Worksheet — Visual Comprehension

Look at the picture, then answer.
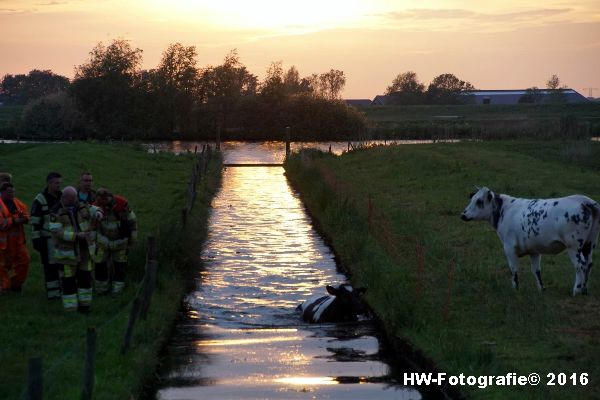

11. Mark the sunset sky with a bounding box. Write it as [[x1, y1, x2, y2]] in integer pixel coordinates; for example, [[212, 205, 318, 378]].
[[1, 0, 599, 98]]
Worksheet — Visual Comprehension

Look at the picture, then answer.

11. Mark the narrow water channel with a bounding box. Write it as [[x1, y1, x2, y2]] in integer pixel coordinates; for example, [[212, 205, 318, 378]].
[[151, 165, 424, 400]]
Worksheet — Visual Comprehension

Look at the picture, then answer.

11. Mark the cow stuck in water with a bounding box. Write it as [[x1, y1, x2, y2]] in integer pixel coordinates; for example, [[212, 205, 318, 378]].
[[461, 186, 600, 296], [298, 284, 367, 323]]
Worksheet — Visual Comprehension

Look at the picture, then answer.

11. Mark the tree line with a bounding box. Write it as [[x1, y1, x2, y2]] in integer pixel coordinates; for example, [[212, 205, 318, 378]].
[[0, 39, 366, 140], [384, 71, 571, 105]]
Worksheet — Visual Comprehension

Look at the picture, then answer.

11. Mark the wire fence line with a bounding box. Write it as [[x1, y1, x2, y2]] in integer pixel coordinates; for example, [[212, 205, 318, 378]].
[[300, 150, 457, 325], [22, 145, 216, 400]]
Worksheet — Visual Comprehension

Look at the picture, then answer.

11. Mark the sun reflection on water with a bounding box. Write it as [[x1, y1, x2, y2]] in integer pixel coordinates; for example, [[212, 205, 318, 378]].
[[275, 376, 339, 386], [155, 165, 413, 399]]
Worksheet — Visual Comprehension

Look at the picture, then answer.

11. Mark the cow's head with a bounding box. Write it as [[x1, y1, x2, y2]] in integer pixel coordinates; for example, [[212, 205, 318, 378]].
[[461, 186, 495, 222], [327, 284, 367, 315]]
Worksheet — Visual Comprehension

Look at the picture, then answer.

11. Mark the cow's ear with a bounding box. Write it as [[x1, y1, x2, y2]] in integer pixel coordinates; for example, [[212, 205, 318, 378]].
[[487, 191, 493, 202], [326, 285, 338, 295], [356, 287, 367, 295]]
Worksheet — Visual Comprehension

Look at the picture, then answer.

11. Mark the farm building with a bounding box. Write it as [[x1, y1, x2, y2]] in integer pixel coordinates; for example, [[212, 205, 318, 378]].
[[366, 89, 589, 106], [467, 89, 589, 105], [371, 95, 389, 106]]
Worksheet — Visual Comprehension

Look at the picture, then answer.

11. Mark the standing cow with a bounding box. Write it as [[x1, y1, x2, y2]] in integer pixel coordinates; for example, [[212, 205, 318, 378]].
[[461, 186, 600, 295]]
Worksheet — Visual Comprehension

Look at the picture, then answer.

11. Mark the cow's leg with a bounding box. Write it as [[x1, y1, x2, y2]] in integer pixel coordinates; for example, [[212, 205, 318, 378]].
[[566, 248, 586, 296], [503, 247, 520, 289], [580, 238, 595, 295], [530, 253, 544, 291], [583, 262, 592, 295]]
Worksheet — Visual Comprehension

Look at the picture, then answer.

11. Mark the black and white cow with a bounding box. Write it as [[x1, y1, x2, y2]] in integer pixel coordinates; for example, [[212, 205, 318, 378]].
[[298, 284, 367, 323], [461, 186, 600, 295]]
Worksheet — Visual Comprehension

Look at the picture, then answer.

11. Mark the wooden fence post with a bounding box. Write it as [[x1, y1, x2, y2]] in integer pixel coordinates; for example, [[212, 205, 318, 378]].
[[285, 126, 291, 158], [81, 327, 97, 400], [415, 243, 424, 301], [216, 125, 221, 150], [27, 357, 43, 400], [121, 297, 142, 354], [146, 236, 157, 262], [139, 260, 158, 321], [367, 194, 373, 227], [139, 236, 158, 320]]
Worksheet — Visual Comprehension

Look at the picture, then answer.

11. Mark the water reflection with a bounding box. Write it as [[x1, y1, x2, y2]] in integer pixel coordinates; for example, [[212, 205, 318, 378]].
[[153, 166, 424, 399]]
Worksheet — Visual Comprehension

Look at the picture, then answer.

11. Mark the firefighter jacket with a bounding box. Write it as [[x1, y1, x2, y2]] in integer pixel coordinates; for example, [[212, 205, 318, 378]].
[[0, 197, 29, 250], [30, 189, 61, 241], [48, 202, 99, 266], [96, 206, 138, 252], [78, 189, 97, 205]]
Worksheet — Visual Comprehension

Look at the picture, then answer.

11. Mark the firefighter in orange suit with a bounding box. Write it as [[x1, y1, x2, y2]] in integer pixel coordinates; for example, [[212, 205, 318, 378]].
[[0, 182, 31, 294]]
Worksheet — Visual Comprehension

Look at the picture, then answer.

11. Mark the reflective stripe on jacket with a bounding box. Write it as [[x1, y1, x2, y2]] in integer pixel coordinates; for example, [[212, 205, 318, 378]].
[[97, 208, 137, 251], [49, 203, 99, 265], [31, 191, 60, 239]]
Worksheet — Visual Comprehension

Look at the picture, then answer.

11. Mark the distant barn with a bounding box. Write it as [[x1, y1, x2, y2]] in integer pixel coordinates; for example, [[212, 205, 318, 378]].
[[467, 89, 589, 105], [367, 89, 589, 106], [371, 95, 389, 106]]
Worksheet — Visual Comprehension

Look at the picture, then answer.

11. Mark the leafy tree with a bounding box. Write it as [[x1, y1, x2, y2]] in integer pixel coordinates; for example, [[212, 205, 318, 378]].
[[546, 74, 561, 90], [21, 92, 84, 138], [385, 71, 425, 105], [1, 70, 69, 105], [198, 50, 258, 132], [426, 73, 475, 104], [318, 69, 346, 100], [546, 74, 567, 103], [155, 43, 200, 134], [260, 61, 285, 102], [71, 39, 144, 136], [283, 66, 311, 96], [302, 73, 320, 97]]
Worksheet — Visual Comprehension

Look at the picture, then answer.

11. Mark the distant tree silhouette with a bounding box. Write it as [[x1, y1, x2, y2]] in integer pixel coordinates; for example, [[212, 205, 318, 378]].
[[546, 74, 567, 103], [385, 71, 425, 105], [318, 69, 346, 100], [1, 70, 69, 105], [71, 39, 144, 136], [155, 43, 200, 135], [426, 73, 475, 104]]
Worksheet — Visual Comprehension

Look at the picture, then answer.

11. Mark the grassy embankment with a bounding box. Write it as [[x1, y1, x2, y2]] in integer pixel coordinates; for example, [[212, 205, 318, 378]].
[[0, 143, 221, 399], [361, 103, 600, 140], [285, 141, 600, 399]]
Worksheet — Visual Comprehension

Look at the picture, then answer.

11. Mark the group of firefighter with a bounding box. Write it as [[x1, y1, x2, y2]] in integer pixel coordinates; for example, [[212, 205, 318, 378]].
[[0, 171, 137, 313]]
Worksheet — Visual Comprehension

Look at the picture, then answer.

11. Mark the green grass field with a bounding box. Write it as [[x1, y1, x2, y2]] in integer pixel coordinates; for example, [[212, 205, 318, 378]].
[[285, 140, 600, 399], [0, 143, 221, 399], [361, 103, 600, 139], [363, 103, 600, 122]]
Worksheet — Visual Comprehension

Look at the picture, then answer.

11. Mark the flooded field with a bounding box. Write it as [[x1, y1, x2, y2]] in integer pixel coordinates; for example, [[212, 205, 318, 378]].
[[150, 165, 427, 400]]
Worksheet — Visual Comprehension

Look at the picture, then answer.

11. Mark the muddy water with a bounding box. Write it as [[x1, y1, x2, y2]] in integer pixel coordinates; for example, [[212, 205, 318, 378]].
[[152, 165, 425, 400]]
